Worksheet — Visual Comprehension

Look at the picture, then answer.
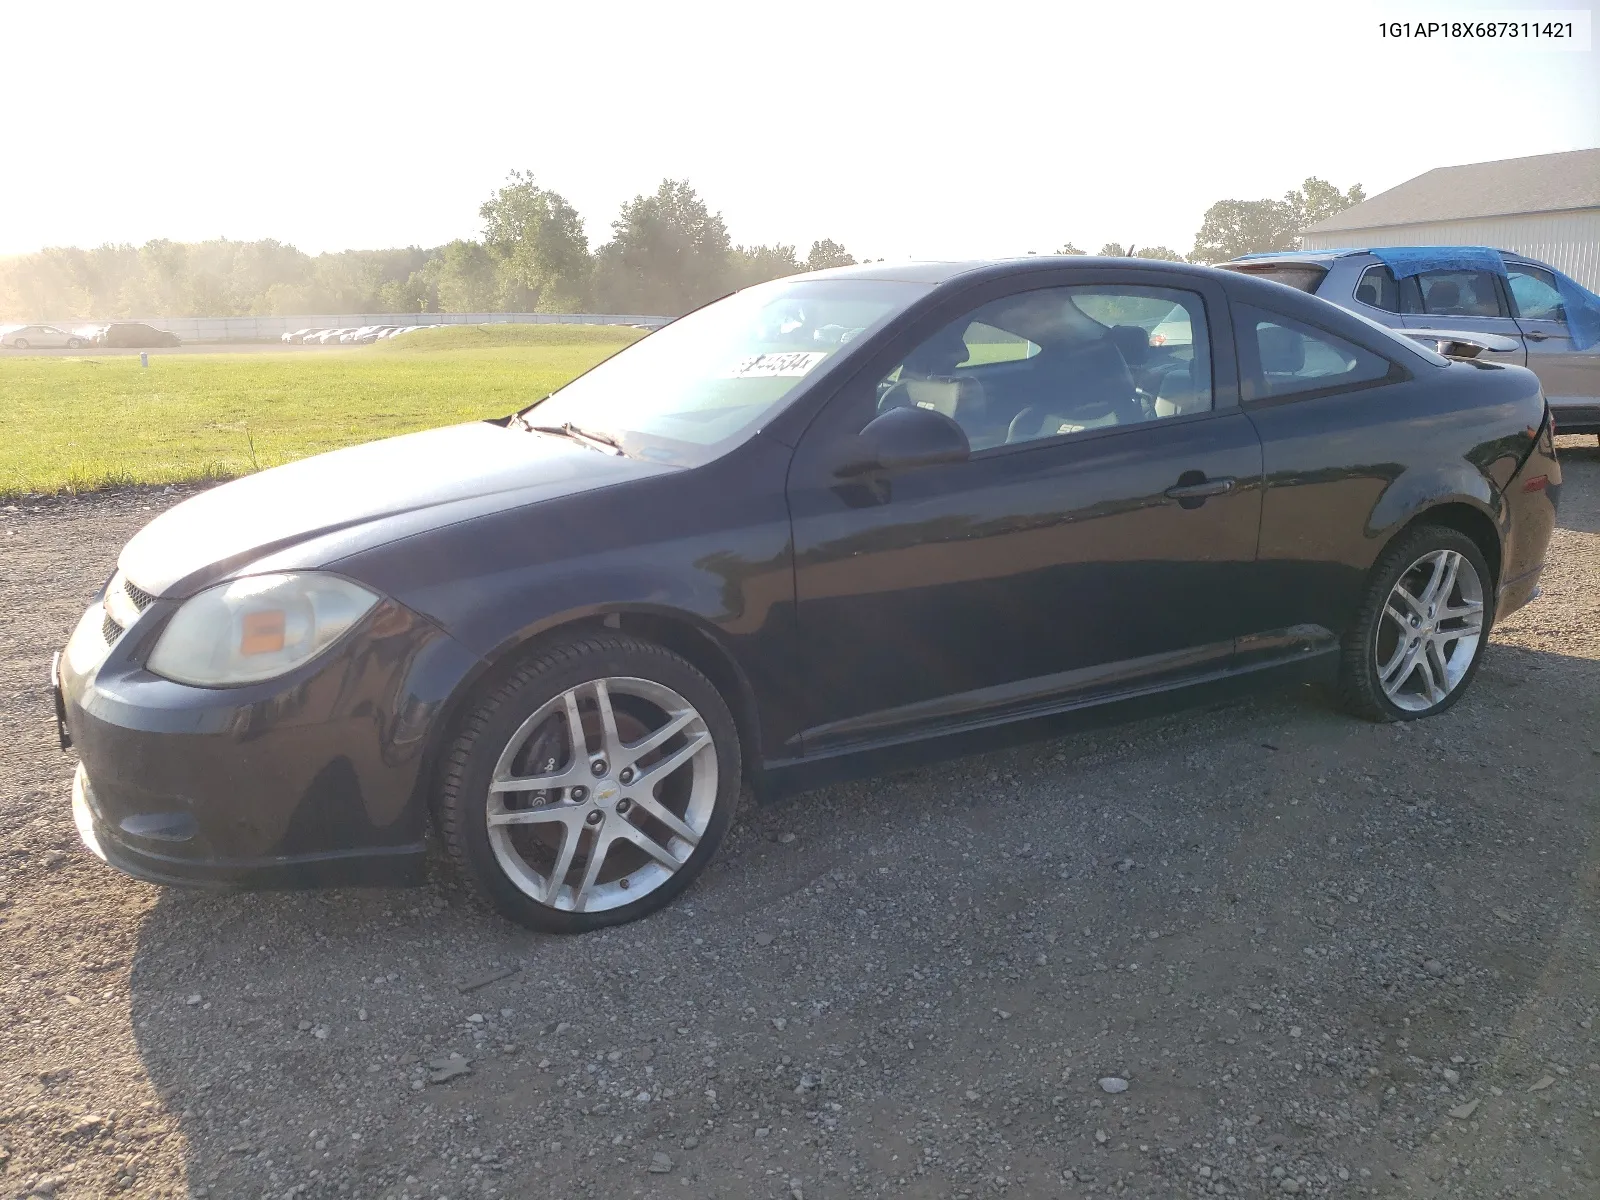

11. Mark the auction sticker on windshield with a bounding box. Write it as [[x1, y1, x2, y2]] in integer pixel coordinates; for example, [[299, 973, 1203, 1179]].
[[720, 351, 829, 378]]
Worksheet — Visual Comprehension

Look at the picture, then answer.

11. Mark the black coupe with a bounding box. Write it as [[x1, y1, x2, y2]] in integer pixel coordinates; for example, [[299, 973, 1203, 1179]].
[[56, 258, 1561, 932]]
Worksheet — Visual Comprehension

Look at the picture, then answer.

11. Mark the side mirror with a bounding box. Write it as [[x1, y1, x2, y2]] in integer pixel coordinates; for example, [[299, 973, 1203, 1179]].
[[839, 405, 970, 476]]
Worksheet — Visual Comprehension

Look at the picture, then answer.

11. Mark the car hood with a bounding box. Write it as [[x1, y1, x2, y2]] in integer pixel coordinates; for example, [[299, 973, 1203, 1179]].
[[119, 421, 673, 596]]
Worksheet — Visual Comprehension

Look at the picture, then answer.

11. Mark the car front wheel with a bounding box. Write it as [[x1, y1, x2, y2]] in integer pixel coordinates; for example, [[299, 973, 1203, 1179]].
[[1339, 526, 1492, 722], [66, 338, 83, 348], [435, 633, 741, 932], [12, 339, 27, 349]]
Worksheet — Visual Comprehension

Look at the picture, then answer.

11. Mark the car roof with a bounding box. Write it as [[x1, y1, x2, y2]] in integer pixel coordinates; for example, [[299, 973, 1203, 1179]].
[[1228, 245, 1548, 269], [805, 255, 1227, 286], [1228, 248, 1368, 264]]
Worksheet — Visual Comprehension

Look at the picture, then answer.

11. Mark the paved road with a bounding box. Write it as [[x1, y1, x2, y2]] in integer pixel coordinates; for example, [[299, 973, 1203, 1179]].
[[1, 444, 1597, 1199]]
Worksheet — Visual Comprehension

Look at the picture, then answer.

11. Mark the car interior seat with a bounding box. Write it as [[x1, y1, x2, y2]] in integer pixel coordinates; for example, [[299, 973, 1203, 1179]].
[[878, 325, 993, 439], [1426, 280, 1461, 313], [1257, 323, 1306, 388], [1108, 325, 1149, 370], [1463, 282, 1499, 316], [1152, 367, 1209, 418], [1004, 338, 1140, 442]]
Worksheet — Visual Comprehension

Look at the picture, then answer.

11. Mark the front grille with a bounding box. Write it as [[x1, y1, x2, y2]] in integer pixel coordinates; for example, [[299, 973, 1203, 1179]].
[[124, 578, 156, 611], [101, 572, 156, 645]]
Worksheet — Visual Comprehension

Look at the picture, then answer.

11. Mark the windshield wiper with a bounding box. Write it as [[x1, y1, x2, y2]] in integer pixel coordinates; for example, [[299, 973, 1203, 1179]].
[[520, 418, 625, 456]]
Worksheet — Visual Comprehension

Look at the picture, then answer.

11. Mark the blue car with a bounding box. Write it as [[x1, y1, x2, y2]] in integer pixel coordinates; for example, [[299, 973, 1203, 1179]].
[[1221, 247, 1600, 435]]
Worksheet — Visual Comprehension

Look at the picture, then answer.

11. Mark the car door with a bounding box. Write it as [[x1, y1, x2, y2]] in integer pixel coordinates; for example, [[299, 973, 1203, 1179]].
[[1505, 259, 1600, 410], [1400, 267, 1526, 366], [784, 271, 1264, 755], [1232, 298, 1435, 649]]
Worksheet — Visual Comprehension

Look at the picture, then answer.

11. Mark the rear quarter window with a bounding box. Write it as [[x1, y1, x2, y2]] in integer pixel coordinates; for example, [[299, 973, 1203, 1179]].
[[1354, 265, 1402, 313], [1236, 303, 1396, 402]]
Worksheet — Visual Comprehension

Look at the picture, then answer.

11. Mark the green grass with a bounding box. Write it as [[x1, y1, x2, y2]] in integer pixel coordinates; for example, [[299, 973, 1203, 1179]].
[[0, 325, 646, 498]]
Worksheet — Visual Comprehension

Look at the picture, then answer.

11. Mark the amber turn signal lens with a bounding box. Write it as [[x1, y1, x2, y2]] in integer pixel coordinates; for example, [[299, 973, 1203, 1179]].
[[240, 609, 287, 656]]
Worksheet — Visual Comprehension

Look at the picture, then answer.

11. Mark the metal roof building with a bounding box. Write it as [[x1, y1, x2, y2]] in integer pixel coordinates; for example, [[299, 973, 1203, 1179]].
[[1300, 148, 1600, 290]]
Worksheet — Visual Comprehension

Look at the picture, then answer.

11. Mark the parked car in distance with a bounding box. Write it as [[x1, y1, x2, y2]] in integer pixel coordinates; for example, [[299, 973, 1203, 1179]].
[[57, 258, 1560, 933], [1220, 247, 1600, 434], [95, 322, 181, 348], [3, 324, 88, 349], [283, 328, 316, 344]]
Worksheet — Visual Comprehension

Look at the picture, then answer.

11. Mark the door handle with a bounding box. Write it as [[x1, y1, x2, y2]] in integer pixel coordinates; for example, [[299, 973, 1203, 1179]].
[[1165, 476, 1235, 502], [1524, 330, 1550, 342]]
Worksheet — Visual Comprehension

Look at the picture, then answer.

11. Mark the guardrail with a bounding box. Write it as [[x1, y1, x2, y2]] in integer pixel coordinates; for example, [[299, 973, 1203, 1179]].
[[35, 312, 671, 343]]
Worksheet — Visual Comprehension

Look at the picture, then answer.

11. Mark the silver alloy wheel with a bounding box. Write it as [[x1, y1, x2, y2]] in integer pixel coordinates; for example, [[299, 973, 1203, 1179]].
[[1374, 548, 1485, 712], [485, 676, 717, 913]]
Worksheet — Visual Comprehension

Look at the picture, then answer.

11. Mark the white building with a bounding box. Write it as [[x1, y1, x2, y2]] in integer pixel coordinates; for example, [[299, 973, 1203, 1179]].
[[1301, 148, 1600, 290]]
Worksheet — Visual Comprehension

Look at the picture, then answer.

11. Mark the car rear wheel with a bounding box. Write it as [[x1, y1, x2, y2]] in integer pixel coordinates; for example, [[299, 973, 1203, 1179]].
[[435, 633, 740, 932], [1338, 526, 1492, 722]]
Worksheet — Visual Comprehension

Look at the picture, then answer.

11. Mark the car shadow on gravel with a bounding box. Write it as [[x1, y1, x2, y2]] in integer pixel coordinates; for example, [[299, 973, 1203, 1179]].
[[120, 640, 1600, 1198]]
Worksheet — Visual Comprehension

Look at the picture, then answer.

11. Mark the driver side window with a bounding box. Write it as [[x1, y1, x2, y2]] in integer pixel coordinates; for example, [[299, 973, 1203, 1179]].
[[872, 285, 1213, 451]]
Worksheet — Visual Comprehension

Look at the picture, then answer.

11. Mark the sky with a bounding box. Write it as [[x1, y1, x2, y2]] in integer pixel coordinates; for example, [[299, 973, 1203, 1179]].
[[1, 0, 1596, 262]]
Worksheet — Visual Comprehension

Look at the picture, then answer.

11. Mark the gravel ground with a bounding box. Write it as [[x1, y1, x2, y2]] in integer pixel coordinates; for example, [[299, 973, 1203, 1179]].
[[2, 442, 1597, 1200]]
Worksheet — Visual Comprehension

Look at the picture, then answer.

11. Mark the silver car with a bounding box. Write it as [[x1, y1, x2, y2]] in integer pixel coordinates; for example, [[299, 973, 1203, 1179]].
[[1221, 247, 1600, 435], [2, 324, 88, 350]]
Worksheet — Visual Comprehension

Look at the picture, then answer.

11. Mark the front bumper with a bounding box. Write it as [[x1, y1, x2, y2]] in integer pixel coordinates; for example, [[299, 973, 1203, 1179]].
[[71, 763, 427, 887], [58, 593, 483, 889]]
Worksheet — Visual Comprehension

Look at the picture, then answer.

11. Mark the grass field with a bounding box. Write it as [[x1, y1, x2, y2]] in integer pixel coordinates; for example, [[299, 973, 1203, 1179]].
[[0, 325, 645, 498]]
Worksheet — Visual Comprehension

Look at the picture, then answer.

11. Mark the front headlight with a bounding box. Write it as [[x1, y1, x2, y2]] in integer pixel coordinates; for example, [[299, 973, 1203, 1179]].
[[147, 572, 379, 687]]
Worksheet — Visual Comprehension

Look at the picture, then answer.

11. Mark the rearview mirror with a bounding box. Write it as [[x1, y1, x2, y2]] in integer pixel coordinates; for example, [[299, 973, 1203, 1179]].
[[839, 405, 971, 476]]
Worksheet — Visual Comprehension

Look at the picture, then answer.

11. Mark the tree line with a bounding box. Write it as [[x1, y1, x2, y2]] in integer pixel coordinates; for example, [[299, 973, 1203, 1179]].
[[0, 174, 1362, 321], [1059, 178, 1366, 263]]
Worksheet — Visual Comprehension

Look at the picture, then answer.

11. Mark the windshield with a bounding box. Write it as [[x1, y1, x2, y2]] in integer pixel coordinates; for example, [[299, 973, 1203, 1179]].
[[522, 277, 930, 465], [1223, 263, 1329, 294]]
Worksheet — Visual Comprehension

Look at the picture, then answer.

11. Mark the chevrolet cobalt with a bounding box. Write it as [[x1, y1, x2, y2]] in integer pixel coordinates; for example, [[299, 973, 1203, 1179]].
[[56, 258, 1560, 932]]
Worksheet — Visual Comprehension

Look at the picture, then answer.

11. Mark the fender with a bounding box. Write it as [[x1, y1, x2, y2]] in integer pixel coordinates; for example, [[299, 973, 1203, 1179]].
[[1364, 464, 1505, 565], [331, 442, 804, 767]]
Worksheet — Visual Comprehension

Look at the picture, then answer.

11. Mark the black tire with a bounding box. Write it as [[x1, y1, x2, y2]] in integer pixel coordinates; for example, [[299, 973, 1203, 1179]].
[[1338, 525, 1494, 723], [12, 339, 27, 349], [66, 338, 82, 349], [435, 632, 741, 933]]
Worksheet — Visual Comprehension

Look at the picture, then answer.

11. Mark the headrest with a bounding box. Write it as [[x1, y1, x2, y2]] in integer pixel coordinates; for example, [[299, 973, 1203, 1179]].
[[1108, 325, 1150, 367], [1428, 280, 1460, 309], [902, 325, 971, 377]]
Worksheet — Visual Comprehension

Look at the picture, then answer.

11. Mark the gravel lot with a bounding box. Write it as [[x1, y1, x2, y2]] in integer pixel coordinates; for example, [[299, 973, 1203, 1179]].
[[2, 442, 1597, 1200]]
